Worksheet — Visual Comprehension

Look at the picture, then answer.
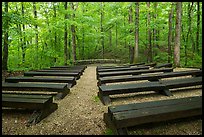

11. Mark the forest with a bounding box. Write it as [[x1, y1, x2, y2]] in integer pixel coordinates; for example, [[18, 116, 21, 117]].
[[2, 2, 202, 72]]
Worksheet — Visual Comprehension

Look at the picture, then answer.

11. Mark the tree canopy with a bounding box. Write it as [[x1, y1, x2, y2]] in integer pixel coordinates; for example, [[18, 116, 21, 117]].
[[2, 2, 202, 71]]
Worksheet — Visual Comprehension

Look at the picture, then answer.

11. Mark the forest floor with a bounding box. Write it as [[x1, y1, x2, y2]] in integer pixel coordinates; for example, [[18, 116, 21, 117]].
[[2, 65, 202, 135]]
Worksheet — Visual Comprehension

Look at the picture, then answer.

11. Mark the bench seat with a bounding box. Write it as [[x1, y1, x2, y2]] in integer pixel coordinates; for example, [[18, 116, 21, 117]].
[[97, 68, 173, 80], [98, 76, 202, 105], [2, 94, 58, 125], [2, 82, 71, 99], [97, 66, 149, 73], [36, 69, 83, 75], [5, 76, 76, 87], [24, 71, 80, 80], [104, 96, 202, 135], [97, 70, 202, 86]]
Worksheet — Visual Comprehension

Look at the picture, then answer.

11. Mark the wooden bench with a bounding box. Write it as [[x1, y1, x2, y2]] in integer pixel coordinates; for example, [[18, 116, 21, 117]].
[[2, 93, 58, 126], [50, 65, 87, 70], [97, 68, 173, 80], [154, 63, 173, 68], [24, 71, 80, 80], [97, 65, 128, 71], [2, 82, 71, 99], [97, 70, 202, 86], [5, 76, 76, 87], [97, 66, 149, 73], [98, 76, 202, 105], [103, 96, 202, 135], [36, 69, 83, 75]]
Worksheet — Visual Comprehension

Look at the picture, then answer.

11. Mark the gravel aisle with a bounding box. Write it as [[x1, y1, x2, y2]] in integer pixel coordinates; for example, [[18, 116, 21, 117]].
[[2, 66, 202, 135], [2, 65, 107, 135]]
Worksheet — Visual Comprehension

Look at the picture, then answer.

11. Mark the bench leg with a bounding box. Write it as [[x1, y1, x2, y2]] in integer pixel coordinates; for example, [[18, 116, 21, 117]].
[[27, 103, 58, 126], [156, 88, 173, 96], [55, 88, 70, 100], [104, 113, 128, 135], [98, 92, 111, 105], [117, 128, 128, 135], [55, 91, 68, 100]]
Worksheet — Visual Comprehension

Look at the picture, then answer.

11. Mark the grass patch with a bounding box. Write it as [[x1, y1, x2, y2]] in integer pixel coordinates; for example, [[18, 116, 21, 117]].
[[93, 96, 100, 103], [104, 128, 114, 135]]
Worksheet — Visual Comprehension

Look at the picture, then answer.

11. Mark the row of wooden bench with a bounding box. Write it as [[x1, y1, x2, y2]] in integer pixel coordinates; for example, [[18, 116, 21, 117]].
[[96, 63, 202, 134], [2, 65, 87, 126]]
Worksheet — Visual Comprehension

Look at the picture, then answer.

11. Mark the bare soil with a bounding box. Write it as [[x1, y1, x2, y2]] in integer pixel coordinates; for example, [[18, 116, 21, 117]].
[[2, 65, 202, 135]]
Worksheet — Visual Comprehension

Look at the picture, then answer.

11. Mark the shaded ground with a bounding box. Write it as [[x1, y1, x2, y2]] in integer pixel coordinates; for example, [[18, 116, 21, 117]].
[[2, 65, 202, 135]]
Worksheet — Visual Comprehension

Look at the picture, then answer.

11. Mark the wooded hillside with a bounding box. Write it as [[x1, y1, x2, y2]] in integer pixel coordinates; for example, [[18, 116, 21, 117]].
[[2, 2, 202, 71]]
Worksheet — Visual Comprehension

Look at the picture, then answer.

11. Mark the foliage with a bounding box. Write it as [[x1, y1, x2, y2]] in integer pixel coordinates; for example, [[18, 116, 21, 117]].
[[2, 2, 202, 71]]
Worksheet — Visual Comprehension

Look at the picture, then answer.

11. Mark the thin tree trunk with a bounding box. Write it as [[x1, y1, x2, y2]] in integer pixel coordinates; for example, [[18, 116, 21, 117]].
[[21, 2, 26, 65], [153, 2, 157, 57], [109, 29, 112, 47], [100, 2, 104, 59], [64, 2, 68, 65], [115, 22, 118, 47], [53, 2, 57, 63], [133, 2, 139, 63], [82, 2, 85, 60], [168, 3, 174, 63], [33, 2, 39, 67], [147, 2, 152, 62], [196, 2, 200, 53], [71, 2, 77, 62], [124, 14, 127, 48], [174, 2, 182, 67], [2, 2, 9, 71], [129, 4, 134, 64]]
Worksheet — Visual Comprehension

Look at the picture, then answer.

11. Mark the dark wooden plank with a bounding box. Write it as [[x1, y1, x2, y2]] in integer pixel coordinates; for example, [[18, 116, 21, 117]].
[[98, 76, 202, 105], [97, 68, 173, 79], [5, 76, 76, 85], [162, 76, 202, 89], [2, 93, 53, 99], [108, 96, 201, 113], [24, 71, 80, 79], [2, 82, 70, 93], [97, 65, 129, 70], [113, 99, 201, 128], [2, 96, 53, 109], [50, 65, 86, 69], [36, 69, 82, 74], [104, 96, 202, 134], [98, 70, 202, 86], [99, 81, 166, 95], [97, 66, 149, 73]]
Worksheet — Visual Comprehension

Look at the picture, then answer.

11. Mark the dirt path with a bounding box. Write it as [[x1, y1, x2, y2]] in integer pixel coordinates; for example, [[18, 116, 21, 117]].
[[2, 65, 107, 135], [2, 65, 202, 135]]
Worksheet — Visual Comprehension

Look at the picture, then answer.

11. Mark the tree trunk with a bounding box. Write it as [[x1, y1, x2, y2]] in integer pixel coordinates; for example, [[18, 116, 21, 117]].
[[21, 2, 26, 65], [115, 22, 118, 47], [147, 2, 152, 62], [109, 29, 112, 47], [168, 3, 174, 63], [100, 2, 104, 59], [33, 2, 39, 67], [133, 2, 139, 63], [174, 2, 182, 67], [53, 3, 57, 63], [196, 2, 200, 53], [2, 2, 9, 71], [71, 2, 77, 62], [153, 2, 157, 57], [82, 2, 85, 60], [129, 4, 134, 64], [64, 2, 68, 65]]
